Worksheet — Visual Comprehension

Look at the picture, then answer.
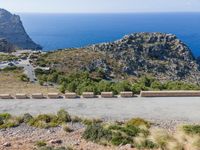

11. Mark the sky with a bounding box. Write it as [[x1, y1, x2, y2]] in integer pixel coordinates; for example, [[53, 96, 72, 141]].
[[0, 0, 200, 13]]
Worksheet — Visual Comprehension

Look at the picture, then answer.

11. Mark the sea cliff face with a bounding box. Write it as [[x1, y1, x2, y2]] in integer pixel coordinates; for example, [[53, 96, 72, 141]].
[[0, 8, 42, 51], [36, 32, 200, 83]]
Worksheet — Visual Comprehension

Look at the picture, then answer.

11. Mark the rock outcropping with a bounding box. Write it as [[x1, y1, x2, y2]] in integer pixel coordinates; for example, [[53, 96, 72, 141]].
[[37, 32, 200, 83], [0, 38, 17, 52], [88, 33, 200, 82], [0, 8, 42, 51]]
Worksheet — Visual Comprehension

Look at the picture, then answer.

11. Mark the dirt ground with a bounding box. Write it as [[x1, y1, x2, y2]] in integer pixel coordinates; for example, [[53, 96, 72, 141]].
[[0, 70, 58, 95]]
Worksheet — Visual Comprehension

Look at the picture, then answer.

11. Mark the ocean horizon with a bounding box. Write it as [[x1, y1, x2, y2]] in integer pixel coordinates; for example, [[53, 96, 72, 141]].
[[19, 13, 200, 56]]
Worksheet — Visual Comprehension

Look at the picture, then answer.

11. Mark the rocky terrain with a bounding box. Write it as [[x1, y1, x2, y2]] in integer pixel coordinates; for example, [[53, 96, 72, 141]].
[[0, 38, 17, 52], [0, 8, 42, 51], [36, 32, 200, 83]]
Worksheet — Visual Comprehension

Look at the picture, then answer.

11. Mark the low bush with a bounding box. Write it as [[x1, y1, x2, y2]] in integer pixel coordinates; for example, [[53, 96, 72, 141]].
[[57, 109, 71, 122], [0, 117, 3, 125], [20, 74, 29, 82], [182, 125, 200, 135], [37, 146, 68, 150], [111, 132, 133, 146], [35, 140, 47, 147], [83, 124, 112, 143], [126, 118, 151, 128], [82, 118, 103, 126], [71, 116, 82, 123], [135, 137, 158, 149], [28, 114, 59, 128], [0, 113, 11, 120], [108, 124, 140, 137], [151, 129, 173, 150], [27, 110, 72, 129], [0, 113, 22, 129], [83, 122, 143, 146], [22, 113, 33, 123], [63, 125, 73, 133], [2, 66, 17, 71]]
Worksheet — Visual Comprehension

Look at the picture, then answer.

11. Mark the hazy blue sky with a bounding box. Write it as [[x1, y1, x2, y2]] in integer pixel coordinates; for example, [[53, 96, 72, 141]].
[[1, 0, 200, 13]]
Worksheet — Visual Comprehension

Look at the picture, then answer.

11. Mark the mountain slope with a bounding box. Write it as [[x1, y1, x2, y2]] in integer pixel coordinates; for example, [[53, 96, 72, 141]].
[[36, 33, 200, 83], [0, 38, 17, 52], [0, 8, 42, 50]]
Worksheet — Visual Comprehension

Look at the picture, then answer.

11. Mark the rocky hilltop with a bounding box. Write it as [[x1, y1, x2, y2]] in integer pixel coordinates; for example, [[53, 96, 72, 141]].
[[36, 32, 200, 83], [0, 8, 42, 51]]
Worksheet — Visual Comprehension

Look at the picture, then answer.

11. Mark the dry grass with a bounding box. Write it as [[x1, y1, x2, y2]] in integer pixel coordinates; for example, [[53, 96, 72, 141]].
[[36, 49, 122, 77], [0, 69, 58, 95]]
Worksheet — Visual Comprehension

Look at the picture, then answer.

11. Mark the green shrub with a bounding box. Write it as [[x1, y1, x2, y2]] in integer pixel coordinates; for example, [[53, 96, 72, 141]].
[[71, 116, 82, 123], [35, 140, 47, 147], [135, 139, 158, 149], [0, 114, 22, 129], [2, 66, 17, 71], [108, 124, 140, 137], [20, 74, 30, 82], [111, 132, 133, 146], [0, 116, 3, 125], [37, 146, 68, 150], [22, 113, 33, 123], [126, 118, 151, 128], [0, 122, 18, 129], [83, 124, 112, 143], [82, 118, 103, 126], [0, 113, 11, 120], [183, 125, 200, 135], [57, 109, 71, 122], [28, 114, 59, 128], [63, 125, 73, 133]]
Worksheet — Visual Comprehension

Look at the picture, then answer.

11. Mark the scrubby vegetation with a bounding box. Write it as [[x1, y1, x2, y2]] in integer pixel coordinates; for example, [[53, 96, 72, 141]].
[[0, 109, 71, 129], [36, 146, 70, 150], [82, 120, 200, 149], [82, 119, 153, 148], [28, 109, 71, 128], [182, 125, 200, 135], [0, 113, 23, 129], [35, 70, 200, 94], [0, 111, 200, 150], [0, 54, 19, 62], [35, 141, 70, 150]]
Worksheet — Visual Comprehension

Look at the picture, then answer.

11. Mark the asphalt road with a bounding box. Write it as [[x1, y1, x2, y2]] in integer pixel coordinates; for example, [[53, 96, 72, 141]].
[[0, 97, 200, 122]]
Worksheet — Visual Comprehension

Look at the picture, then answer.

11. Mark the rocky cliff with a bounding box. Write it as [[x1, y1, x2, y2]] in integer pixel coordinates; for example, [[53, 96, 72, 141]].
[[88, 33, 200, 82], [36, 32, 200, 83], [0, 38, 17, 52], [0, 8, 42, 51]]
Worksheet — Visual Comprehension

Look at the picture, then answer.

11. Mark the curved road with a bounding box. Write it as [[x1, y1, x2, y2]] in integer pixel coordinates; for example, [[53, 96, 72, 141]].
[[0, 97, 200, 122]]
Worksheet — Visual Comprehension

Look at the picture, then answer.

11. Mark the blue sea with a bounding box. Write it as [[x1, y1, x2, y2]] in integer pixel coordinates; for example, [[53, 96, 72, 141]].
[[20, 13, 200, 56]]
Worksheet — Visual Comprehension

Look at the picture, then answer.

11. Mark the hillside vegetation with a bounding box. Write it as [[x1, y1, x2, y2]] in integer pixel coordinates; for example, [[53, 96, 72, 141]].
[[32, 33, 200, 94], [35, 33, 200, 84]]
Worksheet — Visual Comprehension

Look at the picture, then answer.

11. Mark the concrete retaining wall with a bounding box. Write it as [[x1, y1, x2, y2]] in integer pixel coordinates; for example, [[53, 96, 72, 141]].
[[120, 92, 133, 97], [47, 93, 60, 99], [1, 91, 200, 99], [65, 93, 77, 99], [140, 91, 200, 97], [31, 93, 45, 99], [15, 94, 28, 99], [82, 92, 94, 98], [0, 94, 13, 99], [101, 92, 113, 98]]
